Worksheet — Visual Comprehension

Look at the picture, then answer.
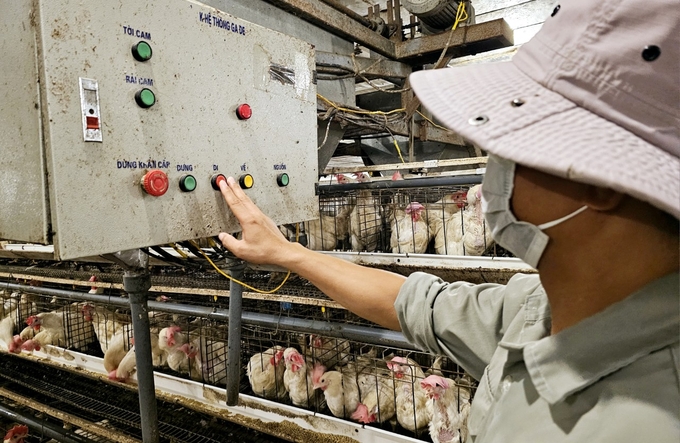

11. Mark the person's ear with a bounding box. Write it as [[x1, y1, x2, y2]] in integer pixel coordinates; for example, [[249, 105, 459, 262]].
[[583, 186, 625, 211]]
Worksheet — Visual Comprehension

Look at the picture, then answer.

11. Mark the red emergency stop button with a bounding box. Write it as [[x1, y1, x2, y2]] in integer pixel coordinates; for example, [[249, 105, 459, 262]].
[[141, 170, 169, 196], [236, 104, 252, 120]]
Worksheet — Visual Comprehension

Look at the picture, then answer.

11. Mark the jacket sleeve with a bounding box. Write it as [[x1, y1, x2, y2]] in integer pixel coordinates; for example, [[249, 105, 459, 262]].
[[394, 272, 541, 380]]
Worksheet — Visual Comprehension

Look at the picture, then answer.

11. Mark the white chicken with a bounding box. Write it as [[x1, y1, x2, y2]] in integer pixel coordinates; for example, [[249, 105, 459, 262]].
[[304, 206, 353, 251], [312, 367, 361, 418], [306, 335, 351, 368], [346, 174, 383, 252], [351, 368, 396, 425], [428, 191, 467, 255], [0, 298, 18, 352], [387, 356, 430, 432], [179, 335, 228, 385], [461, 185, 494, 255], [103, 329, 134, 379], [421, 374, 472, 443], [283, 347, 325, 408], [82, 303, 131, 354], [158, 325, 190, 374], [390, 202, 431, 254], [111, 331, 166, 382], [248, 345, 288, 400], [23, 302, 94, 350], [3, 424, 29, 443]]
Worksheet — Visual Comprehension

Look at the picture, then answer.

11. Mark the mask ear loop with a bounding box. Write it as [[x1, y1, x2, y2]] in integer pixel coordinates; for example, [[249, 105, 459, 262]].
[[537, 206, 588, 230]]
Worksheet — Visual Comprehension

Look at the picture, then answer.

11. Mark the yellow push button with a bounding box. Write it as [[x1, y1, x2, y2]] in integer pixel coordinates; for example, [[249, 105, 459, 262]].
[[239, 174, 254, 189]]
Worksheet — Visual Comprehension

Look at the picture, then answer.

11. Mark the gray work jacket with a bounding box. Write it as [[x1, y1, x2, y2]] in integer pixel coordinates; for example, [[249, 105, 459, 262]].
[[395, 271, 679, 442]]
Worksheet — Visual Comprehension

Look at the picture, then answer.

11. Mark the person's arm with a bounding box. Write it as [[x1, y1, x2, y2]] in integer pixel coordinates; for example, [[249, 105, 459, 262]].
[[217, 177, 405, 330]]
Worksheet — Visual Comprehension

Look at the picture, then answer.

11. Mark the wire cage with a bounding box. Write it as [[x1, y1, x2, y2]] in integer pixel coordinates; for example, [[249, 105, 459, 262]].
[[5, 291, 98, 353], [239, 320, 476, 442], [288, 182, 508, 258]]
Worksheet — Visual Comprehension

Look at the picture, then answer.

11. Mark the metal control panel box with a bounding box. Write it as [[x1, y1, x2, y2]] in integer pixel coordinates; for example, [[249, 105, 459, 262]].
[[0, 0, 318, 259]]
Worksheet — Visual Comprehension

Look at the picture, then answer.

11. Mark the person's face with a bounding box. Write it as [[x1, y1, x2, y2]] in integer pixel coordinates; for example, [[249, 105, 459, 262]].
[[511, 165, 588, 227]]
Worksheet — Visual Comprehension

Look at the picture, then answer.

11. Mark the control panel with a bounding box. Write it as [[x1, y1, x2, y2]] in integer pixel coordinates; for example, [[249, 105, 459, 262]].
[[0, 0, 318, 260]]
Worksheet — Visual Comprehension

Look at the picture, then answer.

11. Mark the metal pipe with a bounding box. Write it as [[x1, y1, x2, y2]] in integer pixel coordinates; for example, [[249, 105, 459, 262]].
[[318, 0, 372, 27], [226, 262, 245, 406], [123, 271, 159, 443], [1, 283, 418, 350], [317, 174, 483, 194], [0, 403, 93, 443]]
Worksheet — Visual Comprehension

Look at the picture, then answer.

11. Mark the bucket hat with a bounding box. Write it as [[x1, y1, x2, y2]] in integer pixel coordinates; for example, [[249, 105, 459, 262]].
[[410, 0, 680, 218]]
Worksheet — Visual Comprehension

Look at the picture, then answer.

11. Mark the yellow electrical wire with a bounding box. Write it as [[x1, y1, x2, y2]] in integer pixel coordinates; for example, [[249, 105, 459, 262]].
[[186, 240, 292, 294], [392, 138, 406, 163], [317, 93, 405, 116], [452, 1, 468, 31], [170, 243, 189, 259], [415, 110, 449, 131]]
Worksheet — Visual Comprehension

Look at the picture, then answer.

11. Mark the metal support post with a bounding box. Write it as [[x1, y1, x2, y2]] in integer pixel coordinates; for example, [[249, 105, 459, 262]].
[[226, 259, 246, 406], [124, 270, 159, 443]]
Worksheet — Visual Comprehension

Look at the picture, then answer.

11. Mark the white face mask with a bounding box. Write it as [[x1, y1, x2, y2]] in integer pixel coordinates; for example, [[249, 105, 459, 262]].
[[481, 155, 588, 268]]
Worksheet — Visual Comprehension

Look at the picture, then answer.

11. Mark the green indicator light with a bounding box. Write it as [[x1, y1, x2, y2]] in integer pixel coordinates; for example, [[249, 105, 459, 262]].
[[135, 88, 156, 108], [132, 41, 153, 61], [179, 174, 197, 192], [277, 173, 289, 187]]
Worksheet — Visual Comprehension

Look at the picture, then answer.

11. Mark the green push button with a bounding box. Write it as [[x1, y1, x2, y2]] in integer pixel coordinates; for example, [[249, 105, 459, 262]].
[[179, 174, 197, 192], [132, 41, 153, 61], [277, 173, 289, 187], [135, 88, 156, 108]]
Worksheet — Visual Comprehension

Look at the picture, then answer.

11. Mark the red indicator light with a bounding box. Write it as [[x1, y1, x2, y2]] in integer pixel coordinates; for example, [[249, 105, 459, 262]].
[[236, 104, 252, 120], [86, 116, 100, 129]]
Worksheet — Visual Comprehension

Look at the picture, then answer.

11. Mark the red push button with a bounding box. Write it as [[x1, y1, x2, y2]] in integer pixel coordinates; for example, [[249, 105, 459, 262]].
[[211, 174, 226, 190], [236, 104, 252, 120], [141, 170, 169, 196]]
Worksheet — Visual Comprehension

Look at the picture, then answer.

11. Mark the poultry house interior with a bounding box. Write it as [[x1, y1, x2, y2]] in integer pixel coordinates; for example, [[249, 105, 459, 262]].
[[0, 0, 555, 442]]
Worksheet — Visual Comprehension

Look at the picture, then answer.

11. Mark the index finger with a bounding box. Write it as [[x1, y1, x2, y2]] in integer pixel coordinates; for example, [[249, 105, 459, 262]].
[[218, 177, 254, 217]]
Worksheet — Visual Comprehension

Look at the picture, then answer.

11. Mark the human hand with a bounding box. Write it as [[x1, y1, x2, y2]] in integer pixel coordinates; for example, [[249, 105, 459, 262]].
[[217, 177, 292, 265]]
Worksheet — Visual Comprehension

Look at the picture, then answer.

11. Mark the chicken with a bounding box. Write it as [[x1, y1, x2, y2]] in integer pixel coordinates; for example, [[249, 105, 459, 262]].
[[82, 303, 131, 353], [387, 356, 430, 432], [88, 275, 105, 295], [0, 317, 22, 353], [179, 335, 228, 385], [306, 335, 351, 368], [312, 367, 361, 418], [247, 346, 287, 400], [103, 329, 134, 378], [112, 331, 166, 382], [158, 326, 190, 373], [428, 191, 467, 255], [0, 298, 18, 353], [390, 202, 431, 254], [351, 368, 396, 424], [421, 374, 472, 443], [283, 347, 325, 408], [461, 185, 494, 255], [3, 425, 28, 443], [304, 208, 353, 251], [346, 174, 383, 252], [25, 302, 95, 350]]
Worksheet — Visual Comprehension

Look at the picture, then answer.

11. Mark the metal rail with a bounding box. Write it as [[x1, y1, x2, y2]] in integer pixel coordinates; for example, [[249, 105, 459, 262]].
[[0, 282, 418, 350]]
